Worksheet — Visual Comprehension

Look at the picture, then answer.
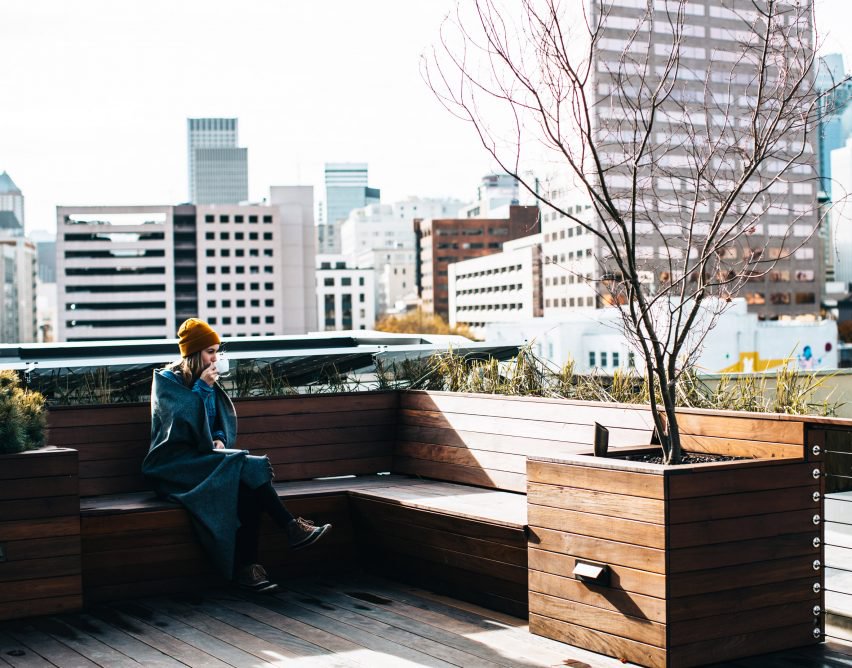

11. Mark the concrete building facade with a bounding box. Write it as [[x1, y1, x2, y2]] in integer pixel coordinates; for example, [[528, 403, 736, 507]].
[[448, 234, 543, 336], [315, 254, 375, 331], [415, 205, 540, 318], [187, 118, 248, 205], [0, 237, 37, 343], [56, 189, 316, 342]]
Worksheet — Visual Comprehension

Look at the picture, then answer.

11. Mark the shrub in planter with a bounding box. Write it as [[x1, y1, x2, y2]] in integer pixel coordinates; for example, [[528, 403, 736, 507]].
[[0, 370, 47, 454]]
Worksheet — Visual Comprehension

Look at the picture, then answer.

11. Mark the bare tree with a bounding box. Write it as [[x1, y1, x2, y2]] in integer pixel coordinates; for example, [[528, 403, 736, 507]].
[[425, 0, 847, 464]]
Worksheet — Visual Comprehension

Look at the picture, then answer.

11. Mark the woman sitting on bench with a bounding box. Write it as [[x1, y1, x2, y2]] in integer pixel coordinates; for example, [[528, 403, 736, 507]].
[[143, 318, 331, 593]]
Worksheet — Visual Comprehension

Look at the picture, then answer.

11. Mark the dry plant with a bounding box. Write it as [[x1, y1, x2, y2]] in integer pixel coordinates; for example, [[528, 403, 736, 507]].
[[425, 0, 845, 462]]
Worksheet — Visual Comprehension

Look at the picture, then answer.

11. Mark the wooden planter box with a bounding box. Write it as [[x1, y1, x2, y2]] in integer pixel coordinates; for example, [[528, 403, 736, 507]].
[[0, 447, 82, 620], [527, 431, 825, 667]]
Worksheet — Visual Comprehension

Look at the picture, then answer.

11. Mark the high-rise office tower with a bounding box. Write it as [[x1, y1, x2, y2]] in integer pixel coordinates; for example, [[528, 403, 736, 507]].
[[540, 0, 821, 319], [0, 171, 24, 229], [187, 118, 249, 204], [318, 163, 380, 254], [816, 54, 852, 200]]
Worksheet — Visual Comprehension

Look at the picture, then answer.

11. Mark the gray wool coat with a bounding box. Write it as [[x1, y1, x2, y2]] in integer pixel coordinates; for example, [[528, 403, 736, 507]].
[[143, 370, 272, 578]]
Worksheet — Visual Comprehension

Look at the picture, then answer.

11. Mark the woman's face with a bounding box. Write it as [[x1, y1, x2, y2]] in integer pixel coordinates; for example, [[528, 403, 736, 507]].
[[200, 344, 220, 369]]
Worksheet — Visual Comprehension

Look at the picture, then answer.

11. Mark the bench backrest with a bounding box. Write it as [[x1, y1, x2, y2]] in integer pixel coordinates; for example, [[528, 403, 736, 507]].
[[47, 391, 398, 497], [393, 391, 657, 493]]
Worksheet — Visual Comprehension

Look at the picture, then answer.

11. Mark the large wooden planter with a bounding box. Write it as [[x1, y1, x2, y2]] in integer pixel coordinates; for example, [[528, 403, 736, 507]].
[[0, 447, 82, 620], [527, 419, 826, 668]]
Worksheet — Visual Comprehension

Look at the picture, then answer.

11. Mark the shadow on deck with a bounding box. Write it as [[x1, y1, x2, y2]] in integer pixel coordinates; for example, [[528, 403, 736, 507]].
[[1, 572, 850, 668]]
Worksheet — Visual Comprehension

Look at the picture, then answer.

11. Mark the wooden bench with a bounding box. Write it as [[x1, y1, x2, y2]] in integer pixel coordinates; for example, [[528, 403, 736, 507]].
[[40, 387, 838, 635], [41, 389, 658, 617]]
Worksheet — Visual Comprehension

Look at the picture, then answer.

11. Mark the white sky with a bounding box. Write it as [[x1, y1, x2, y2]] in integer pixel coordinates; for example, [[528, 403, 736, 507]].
[[1, 0, 851, 235]]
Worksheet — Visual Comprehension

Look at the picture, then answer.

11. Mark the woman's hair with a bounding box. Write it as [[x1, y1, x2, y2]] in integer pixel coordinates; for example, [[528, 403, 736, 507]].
[[167, 350, 205, 386]]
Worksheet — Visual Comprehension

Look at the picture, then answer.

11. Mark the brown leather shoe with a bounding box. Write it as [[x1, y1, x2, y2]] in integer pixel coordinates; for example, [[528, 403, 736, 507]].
[[235, 563, 278, 593], [287, 517, 332, 549]]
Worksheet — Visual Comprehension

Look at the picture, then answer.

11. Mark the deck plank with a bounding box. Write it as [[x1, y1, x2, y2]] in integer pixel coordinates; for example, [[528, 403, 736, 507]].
[[1, 573, 851, 667]]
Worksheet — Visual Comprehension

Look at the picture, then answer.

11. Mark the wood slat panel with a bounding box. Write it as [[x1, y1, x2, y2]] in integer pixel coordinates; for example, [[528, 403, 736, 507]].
[[350, 497, 526, 545], [528, 547, 665, 598], [0, 450, 77, 480], [529, 526, 666, 573], [668, 600, 820, 646], [0, 595, 83, 622], [527, 460, 664, 499], [0, 496, 79, 522], [680, 433, 806, 460], [401, 391, 656, 430], [0, 555, 81, 583], [233, 391, 398, 417], [0, 576, 82, 603], [667, 577, 820, 621], [528, 482, 665, 523], [669, 621, 820, 667], [529, 612, 667, 668], [667, 485, 819, 524], [667, 509, 820, 549], [0, 516, 80, 542], [666, 461, 819, 499], [239, 409, 397, 433], [529, 569, 666, 623], [675, 411, 805, 444], [668, 555, 822, 598], [399, 408, 649, 445], [529, 590, 666, 647], [0, 476, 78, 501], [395, 441, 526, 474], [2, 536, 81, 562], [393, 457, 526, 493], [529, 504, 665, 549], [668, 531, 821, 574]]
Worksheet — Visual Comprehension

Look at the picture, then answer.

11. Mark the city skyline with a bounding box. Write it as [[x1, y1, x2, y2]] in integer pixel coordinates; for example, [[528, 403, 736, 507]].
[[4, 0, 850, 236]]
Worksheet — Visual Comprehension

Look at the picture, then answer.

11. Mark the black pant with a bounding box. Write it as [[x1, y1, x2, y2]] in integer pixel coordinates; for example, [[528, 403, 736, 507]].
[[234, 481, 295, 573]]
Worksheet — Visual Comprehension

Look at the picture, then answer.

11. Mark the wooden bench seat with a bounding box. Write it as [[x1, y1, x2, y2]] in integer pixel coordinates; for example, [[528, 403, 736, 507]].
[[43, 389, 658, 617]]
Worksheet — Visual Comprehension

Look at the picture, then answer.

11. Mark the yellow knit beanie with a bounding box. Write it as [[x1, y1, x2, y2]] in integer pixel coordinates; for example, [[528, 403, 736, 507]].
[[177, 318, 221, 357]]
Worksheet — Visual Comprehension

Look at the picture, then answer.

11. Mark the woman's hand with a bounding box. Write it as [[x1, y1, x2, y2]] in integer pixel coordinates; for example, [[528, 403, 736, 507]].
[[200, 364, 219, 387], [213, 440, 225, 449]]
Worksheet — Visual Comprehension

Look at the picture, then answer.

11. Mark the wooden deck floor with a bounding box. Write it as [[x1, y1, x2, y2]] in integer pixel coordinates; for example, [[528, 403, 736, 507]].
[[1, 573, 851, 668]]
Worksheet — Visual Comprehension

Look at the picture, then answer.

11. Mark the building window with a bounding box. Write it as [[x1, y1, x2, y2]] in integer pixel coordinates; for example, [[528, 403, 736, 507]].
[[325, 294, 335, 328], [263, 232, 273, 241], [236, 282, 245, 290], [264, 299, 274, 307], [207, 283, 216, 291], [206, 267, 216, 274], [235, 232, 244, 241], [264, 249, 273, 257], [589, 351, 596, 367], [205, 249, 215, 257], [220, 232, 230, 240], [237, 316, 246, 325], [250, 249, 259, 257], [235, 249, 244, 257], [613, 352, 620, 367], [249, 215, 258, 223], [222, 317, 232, 325], [250, 232, 259, 241], [221, 266, 231, 274], [264, 282, 273, 290], [205, 215, 214, 223], [236, 266, 245, 274], [221, 249, 230, 257], [628, 351, 636, 368], [250, 282, 260, 290], [208, 317, 217, 324], [342, 277, 352, 286], [236, 299, 245, 307], [207, 300, 215, 308], [205, 232, 215, 240], [601, 352, 608, 367], [324, 277, 334, 286], [219, 215, 229, 223], [222, 300, 231, 308], [263, 215, 272, 223], [235, 215, 244, 223]]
